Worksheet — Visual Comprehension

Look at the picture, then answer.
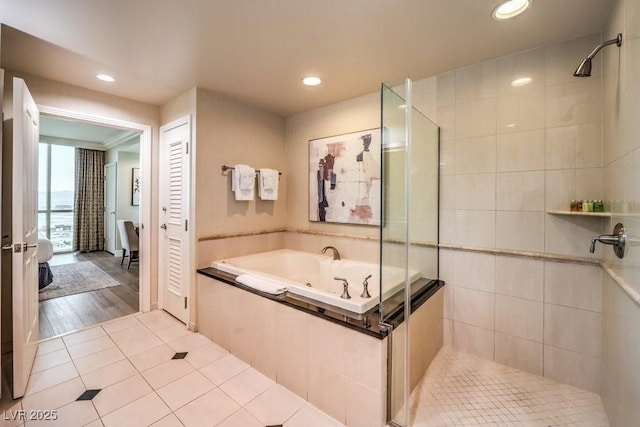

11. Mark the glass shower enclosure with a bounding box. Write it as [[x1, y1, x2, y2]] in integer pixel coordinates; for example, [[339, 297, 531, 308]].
[[379, 79, 439, 426]]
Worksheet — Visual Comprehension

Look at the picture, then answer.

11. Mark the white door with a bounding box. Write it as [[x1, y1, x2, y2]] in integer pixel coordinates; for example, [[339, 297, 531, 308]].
[[158, 117, 190, 323], [10, 78, 39, 398], [104, 162, 117, 254]]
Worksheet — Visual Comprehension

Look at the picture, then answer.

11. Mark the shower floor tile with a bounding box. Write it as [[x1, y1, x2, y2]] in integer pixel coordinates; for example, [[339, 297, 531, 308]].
[[409, 347, 610, 426]]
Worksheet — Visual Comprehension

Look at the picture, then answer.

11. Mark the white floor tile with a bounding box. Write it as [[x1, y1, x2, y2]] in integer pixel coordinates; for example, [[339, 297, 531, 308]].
[[80, 359, 137, 390], [184, 341, 228, 369], [155, 325, 191, 343], [165, 333, 210, 352], [108, 325, 156, 346], [219, 368, 274, 406], [156, 371, 215, 411], [199, 354, 249, 385], [135, 311, 182, 333], [116, 334, 165, 358], [84, 420, 104, 427], [21, 377, 85, 413], [244, 383, 306, 425], [92, 375, 153, 417], [284, 404, 345, 427], [67, 336, 116, 360], [36, 338, 65, 357], [127, 344, 175, 373], [0, 399, 24, 427], [24, 401, 98, 427], [25, 362, 78, 396], [61, 327, 106, 348], [173, 388, 239, 427], [31, 349, 71, 374], [141, 359, 195, 390], [215, 409, 262, 427], [101, 393, 171, 427], [74, 346, 126, 375], [101, 316, 143, 335], [150, 413, 183, 427]]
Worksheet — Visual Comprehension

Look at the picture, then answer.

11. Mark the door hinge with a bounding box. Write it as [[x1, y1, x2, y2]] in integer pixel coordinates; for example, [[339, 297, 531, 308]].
[[184, 297, 187, 309], [185, 219, 188, 231]]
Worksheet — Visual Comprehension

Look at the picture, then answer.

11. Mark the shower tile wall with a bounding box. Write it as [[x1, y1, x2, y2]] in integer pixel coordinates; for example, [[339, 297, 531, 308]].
[[433, 34, 606, 393], [601, 0, 640, 425]]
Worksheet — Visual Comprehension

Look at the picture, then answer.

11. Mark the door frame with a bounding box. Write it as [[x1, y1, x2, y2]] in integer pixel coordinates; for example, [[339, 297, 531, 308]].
[[38, 105, 152, 312], [104, 162, 117, 255], [157, 115, 194, 328]]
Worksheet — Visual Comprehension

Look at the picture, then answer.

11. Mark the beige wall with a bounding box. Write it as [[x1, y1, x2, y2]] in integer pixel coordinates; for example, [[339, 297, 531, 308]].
[[435, 34, 606, 393], [104, 147, 140, 251], [601, 0, 640, 424], [3, 70, 161, 307], [194, 88, 287, 266]]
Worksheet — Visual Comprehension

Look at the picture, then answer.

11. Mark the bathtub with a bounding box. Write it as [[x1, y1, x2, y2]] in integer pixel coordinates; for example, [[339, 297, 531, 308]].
[[211, 249, 420, 314]]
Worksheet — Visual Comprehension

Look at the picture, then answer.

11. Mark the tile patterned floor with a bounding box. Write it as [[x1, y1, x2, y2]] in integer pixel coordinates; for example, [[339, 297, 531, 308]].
[[0, 310, 344, 427], [408, 347, 610, 427], [1, 311, 613, 427]]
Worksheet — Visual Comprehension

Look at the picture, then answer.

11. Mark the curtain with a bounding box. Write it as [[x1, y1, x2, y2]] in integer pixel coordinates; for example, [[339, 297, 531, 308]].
[[73, 148, 105, 252]]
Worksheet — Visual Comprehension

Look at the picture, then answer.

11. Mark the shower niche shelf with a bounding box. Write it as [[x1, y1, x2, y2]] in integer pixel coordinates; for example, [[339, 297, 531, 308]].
[[547, 210, 611, 218]]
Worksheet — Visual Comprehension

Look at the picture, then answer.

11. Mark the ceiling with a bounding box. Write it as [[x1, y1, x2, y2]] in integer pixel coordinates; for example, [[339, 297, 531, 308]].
[[0, 0, 612, 117], [40, 116, 140, 153]]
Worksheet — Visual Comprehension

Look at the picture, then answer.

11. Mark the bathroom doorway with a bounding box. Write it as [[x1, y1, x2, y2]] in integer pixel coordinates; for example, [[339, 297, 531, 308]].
[[35, 107, 153, 338]]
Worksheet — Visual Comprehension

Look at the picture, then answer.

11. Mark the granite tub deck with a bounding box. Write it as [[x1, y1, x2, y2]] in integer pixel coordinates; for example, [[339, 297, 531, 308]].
[[196, 263, 444, 426]]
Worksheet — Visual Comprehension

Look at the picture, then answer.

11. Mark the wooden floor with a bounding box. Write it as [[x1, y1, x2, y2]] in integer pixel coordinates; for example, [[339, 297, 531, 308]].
[[39, 251, 139, 340]]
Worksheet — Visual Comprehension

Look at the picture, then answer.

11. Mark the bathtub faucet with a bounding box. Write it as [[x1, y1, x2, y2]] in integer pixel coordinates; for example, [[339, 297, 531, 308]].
[[321, 246, 341, 260], [334, 277, 351, 299]]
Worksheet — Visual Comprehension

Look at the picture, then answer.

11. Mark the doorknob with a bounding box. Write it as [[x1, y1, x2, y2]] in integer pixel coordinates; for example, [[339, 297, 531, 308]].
[[160, 224, 167, 229]]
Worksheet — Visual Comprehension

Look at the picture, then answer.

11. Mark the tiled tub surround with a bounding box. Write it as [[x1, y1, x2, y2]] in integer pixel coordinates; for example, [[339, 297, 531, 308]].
[[197, 272, 444, 426]]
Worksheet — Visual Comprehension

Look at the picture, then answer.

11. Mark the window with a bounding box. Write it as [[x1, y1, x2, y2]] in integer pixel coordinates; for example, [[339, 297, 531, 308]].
[[38, 143, 75, 252]]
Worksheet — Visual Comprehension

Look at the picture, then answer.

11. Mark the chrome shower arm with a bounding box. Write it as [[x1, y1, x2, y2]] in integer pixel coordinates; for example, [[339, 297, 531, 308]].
[[586, 33, 622, 60]]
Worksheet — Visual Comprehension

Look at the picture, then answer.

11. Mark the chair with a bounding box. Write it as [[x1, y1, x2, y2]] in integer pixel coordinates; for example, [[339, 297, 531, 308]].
[[117, 220, 139, 268]]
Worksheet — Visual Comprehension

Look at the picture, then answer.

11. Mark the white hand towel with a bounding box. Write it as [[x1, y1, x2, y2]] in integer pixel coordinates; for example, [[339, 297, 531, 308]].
[[232, 164, 255, 201], [236, 274, 287, 295], [258, 168, 279, 200]]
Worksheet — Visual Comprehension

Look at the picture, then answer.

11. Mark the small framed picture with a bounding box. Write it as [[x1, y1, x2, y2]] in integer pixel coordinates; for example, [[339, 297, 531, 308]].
[[132, 167, 141, 206]]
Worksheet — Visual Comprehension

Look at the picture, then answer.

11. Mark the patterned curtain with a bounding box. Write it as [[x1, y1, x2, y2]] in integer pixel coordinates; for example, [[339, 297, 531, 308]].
[[73, 148, 105, 252]]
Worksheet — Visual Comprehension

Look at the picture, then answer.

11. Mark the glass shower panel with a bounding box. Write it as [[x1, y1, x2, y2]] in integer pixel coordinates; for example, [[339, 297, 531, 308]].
[[380, 80, 439, 426]]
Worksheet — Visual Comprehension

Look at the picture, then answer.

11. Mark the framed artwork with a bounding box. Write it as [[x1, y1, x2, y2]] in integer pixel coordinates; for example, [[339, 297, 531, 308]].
[[132, 167, 141, 206], [308, 129, 381, 225]]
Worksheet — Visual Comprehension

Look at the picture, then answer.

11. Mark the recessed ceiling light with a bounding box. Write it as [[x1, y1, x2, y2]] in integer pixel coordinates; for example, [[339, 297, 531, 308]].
[[511, 77, 532, 86], [96, 74, 115, 82], [302, 76, 322, 86], [492, 0, 531, 20]]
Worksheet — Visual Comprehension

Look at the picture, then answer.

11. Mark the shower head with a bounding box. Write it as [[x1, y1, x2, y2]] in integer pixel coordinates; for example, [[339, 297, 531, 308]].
[[574, 33, 622, 77]]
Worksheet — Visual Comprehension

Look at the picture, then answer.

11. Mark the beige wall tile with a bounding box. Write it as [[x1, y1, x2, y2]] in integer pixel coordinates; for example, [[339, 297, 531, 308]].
[[545, 79, 602, 128], [544, 304, 601, 357], [437, 71, 456, 108], [454, 136, 497, 174], [455, 60, 497, 104], [454, 210, 496, 247], [543, 345, 601, 393], [276, 347, 307, 400], [453, 251, 495, 293], [496, 171, 545, 211], [497, 90, 546, 134], [454, 173, 496, 210], [495, 211, 545, 252], [455, 99, 497, 139], [495, 295, 543, 342], [453, 321, 494, 360], [576, 167, 604, 200], [344, 378, 384, 427], [495, 256, 544, 301], [544, 215, 603, 258], [496, 130, 545, 172], [307, 359, 346, 424], [453, 287, 494, 330], [495, 333, 543, 375], [545, 169, 576, 211], [544, 261, 602, 312]]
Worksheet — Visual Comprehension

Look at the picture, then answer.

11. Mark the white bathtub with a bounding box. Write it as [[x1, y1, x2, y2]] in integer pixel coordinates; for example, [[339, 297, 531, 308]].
[[211, 249, 420, 314]]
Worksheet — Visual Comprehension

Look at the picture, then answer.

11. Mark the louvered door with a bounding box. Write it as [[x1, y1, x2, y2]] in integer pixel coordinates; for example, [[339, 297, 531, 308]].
[[159, 117, 191, 323]]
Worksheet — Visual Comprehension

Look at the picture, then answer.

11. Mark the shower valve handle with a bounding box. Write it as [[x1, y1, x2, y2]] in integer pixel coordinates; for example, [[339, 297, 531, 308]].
[[334, 277, 351, 299]]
